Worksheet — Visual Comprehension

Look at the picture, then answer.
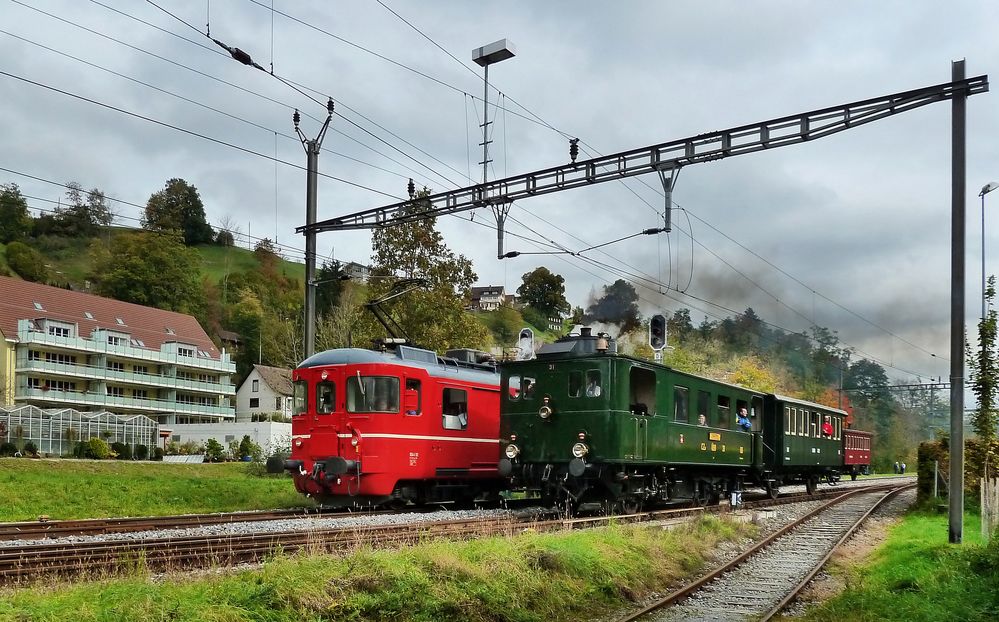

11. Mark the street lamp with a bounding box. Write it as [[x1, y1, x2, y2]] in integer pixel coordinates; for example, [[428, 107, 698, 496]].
[[981, 181, 999, 319], [472, 38, 515, 258]]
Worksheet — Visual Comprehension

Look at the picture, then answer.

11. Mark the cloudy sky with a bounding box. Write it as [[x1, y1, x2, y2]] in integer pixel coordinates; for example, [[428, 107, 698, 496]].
[[2, 1, 997, 383]]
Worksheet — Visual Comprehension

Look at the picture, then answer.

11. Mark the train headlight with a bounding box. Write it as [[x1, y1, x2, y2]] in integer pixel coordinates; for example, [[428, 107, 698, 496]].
[[571, 442, 589, 458], [350, 437, 359, 447], [504, 444, 520, 459], [539, 405, 553, 420], [294, 439, 303, 448]]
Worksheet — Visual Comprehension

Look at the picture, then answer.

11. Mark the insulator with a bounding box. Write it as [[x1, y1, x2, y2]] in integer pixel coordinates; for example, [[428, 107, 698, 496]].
[[327, 98, 335, 115], [407, 178, 415, 198], [293, 109, 300, 127], [569, 138, 579, 163]]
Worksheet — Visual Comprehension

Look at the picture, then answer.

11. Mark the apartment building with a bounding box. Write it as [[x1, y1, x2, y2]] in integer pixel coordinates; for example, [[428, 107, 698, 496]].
[[0, 275, 236, 424]]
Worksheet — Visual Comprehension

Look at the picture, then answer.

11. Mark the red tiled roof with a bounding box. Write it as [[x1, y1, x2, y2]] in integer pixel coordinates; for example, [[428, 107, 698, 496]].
[[0, 275, 221, 358]]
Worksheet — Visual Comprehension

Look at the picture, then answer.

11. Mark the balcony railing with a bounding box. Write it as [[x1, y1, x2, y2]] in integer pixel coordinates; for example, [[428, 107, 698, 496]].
[[17, 323, 236, 373], [15, 357, 235, 396], [16, 387, 235, 418]]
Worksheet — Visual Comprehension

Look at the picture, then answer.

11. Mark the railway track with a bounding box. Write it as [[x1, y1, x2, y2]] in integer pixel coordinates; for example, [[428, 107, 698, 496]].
[[0, 480, 909, 585], [618, 482, 914, 622], [0, 507, 346, 541]]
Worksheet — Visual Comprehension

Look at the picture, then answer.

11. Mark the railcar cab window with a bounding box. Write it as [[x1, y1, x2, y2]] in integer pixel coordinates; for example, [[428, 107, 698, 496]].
[[346, 376, 399, 413], [316, 381, 335, 415], [442, 388, 468, 430], [292, 379, 308, 416], [585, 370, 602, 397], [404, 378, 422, 416], [568, 371, 583, 397], [674, 386, 689, 423]]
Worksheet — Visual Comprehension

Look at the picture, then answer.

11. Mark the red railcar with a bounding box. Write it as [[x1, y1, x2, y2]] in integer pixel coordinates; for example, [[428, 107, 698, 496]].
[[843, 428, 873, 480], [278, 345, 504, 507]]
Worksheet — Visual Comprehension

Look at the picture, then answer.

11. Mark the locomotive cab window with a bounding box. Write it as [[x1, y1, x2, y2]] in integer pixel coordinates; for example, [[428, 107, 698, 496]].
[[293, 379, 308, 415], [585, 370, 602, 398], [522, 377, 538, 400], [442, 388, 468, 431], [316, 381, 335, 414], [346, 376, 399, 413], [404, 378, 421, 416], [674, 386, 689, 423], [629, 366, 656, 415], [568, 371, 583, 397], [507, 375, 522, 400]]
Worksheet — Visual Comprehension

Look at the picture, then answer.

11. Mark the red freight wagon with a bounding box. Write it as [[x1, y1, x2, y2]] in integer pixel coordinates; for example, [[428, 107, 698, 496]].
[[277, 345, 504, 508], [843, 428, 873, 480]]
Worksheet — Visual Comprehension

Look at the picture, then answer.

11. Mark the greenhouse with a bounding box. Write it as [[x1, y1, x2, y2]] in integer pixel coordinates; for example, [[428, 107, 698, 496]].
[[0, 405, 158, 456]]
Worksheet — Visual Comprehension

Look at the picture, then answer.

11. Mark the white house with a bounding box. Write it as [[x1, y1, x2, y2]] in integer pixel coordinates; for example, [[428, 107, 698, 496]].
[[469, 286, 507, 311], [235, 364, 292, 423]]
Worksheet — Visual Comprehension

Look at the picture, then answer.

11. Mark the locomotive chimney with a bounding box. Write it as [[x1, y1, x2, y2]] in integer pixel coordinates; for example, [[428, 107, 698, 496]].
[[580, 327, 592, 338]]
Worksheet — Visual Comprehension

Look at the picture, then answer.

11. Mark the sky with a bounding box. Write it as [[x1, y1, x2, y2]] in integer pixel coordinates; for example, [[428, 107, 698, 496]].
[[1, 0, 998, 385]]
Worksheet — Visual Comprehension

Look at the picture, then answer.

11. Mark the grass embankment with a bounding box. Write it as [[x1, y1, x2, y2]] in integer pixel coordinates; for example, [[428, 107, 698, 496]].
[[196, 244, 305, 284], [0, 515, 752, 622], [794, 510, 998, 622], [0, 459, 306, 521]]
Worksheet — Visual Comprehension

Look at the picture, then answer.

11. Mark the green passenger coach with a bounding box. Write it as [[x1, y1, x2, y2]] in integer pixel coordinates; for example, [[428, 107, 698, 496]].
[[498, 328, 853, 512]]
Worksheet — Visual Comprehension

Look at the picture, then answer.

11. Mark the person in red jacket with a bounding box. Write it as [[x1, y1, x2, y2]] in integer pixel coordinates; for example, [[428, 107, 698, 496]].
[[821, 415, 834, 437]]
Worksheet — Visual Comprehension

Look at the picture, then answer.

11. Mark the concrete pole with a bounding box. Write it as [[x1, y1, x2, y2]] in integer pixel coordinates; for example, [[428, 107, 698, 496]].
[[304, 140, 319, 359], [950, 59, 966, 544]]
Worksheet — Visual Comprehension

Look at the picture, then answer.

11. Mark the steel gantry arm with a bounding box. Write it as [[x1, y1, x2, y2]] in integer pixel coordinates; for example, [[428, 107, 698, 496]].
[[299, 75, 988, 237]]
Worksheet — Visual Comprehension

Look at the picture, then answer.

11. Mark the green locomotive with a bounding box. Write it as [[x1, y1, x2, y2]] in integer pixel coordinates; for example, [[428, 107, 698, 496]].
[[498, 328, 851, 512]]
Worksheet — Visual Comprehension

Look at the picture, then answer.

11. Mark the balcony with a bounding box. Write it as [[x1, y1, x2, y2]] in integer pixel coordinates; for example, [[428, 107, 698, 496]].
[[14, 356, 235, 396], [16, 386, 235, 419], [17, 321, 236, 373]]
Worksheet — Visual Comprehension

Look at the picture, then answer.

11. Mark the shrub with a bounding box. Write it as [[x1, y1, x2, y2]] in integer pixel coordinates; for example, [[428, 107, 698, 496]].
[[110, 442, 127, 457], [238, 435, 263, 462], [204, 438, 225, 463], [134, 444, 149, 460], [84, 437, 112, 460], [0, 442, 17, 457], [5, 241, 49, 283], [23, 441, 38, 455], [152, 447, 164, 461]]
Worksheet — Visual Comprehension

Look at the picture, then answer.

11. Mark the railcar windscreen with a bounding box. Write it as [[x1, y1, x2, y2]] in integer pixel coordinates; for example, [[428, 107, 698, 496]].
[[346, 376, 400, 413], [317, 381, 335, 414], [293, 379, 308, 415]]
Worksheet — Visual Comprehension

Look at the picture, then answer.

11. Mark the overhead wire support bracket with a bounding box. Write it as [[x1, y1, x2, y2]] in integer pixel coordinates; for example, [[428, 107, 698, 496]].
[[654, 163, 680, 233], [299, 75, 988, 235]]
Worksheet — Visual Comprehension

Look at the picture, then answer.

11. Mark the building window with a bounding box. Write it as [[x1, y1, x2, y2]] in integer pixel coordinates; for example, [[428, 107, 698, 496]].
[[249, 398, 259, 408], [28, 350, 41, 361], [134, 365, 148, 375], [33, 302, 44, 310], [133, 389, 148, 399], [84, 311, 94, 319], [106, 360, 124, 372], [115, 317, 125, 325], [275, 397, 283, 410], [252, 379, 259, 392], [106, 386, 124, 397], [107, 335, 127, 347], [48, 325, 71, 338], [178, 347, 195, 358]]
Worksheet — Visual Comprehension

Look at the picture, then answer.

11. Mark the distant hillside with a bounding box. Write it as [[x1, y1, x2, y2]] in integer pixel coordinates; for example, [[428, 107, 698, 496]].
[[14, 232, 305, 291]]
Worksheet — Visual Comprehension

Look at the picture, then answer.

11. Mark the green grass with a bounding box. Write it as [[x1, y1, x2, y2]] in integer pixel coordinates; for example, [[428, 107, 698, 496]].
[[0, 459, 308, 521], [793, 510, 998, 622], [0, 515, 753, 622], [196, 244, 305, 285]]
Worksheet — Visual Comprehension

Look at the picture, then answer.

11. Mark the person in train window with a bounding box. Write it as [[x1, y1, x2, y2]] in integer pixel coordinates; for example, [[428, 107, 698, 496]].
[[697, 413, 708, 426], [736, 407, 752, 432], [585, 378, 601, 397], [821, 416, 834, 437]]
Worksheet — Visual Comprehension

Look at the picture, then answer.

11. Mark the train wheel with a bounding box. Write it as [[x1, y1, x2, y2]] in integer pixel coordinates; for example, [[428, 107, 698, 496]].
[[618, 497, 642, 515], [805, 476, 818, 495], [765, 482, 780, 500]]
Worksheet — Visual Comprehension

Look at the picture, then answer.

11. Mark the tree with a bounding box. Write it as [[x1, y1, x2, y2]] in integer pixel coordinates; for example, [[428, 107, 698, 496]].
[[517, 267, 570, 318], [58, 182, 111, 237], [364, 189, 488, 352], [0, 183, 31, 243], [584, 279, 641, 332], [969, 276, 999, 463], [204, 438, 226, 462], [89, 231, 202, 313], [5, 241, 49, 283], [143, 178, 214, 245], [667, 308, 694, 343], [315, 259, 348, 316]]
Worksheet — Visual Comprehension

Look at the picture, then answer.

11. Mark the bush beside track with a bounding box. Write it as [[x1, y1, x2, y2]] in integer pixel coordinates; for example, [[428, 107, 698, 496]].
[[0, 459, 306, 521]]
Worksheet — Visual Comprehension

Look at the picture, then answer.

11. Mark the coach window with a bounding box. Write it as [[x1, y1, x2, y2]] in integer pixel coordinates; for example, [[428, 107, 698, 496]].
[[293, 379, 308, 415], [442, 388, 468, 431], [811, 412, 820, 438], [784, 406, 792, 434], [674, 386, 689, 423], [585, 370, 602, 398], [404, 379, 422, 416], [346, 376, 399, 413], [717, 395, 731, 429], [789, 407, 797, 435], [568, 371, 583, 398], [508, 375, 522, 400], [316, 381, 335, 415], [798, 409, 807, 436], [698, 391, 711, 426]]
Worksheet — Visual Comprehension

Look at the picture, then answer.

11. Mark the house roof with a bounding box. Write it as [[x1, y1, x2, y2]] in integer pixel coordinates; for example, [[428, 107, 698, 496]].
[[252, 364, 293, 396], [0, 275, 220, 357], [470, 285, 505, 299]]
